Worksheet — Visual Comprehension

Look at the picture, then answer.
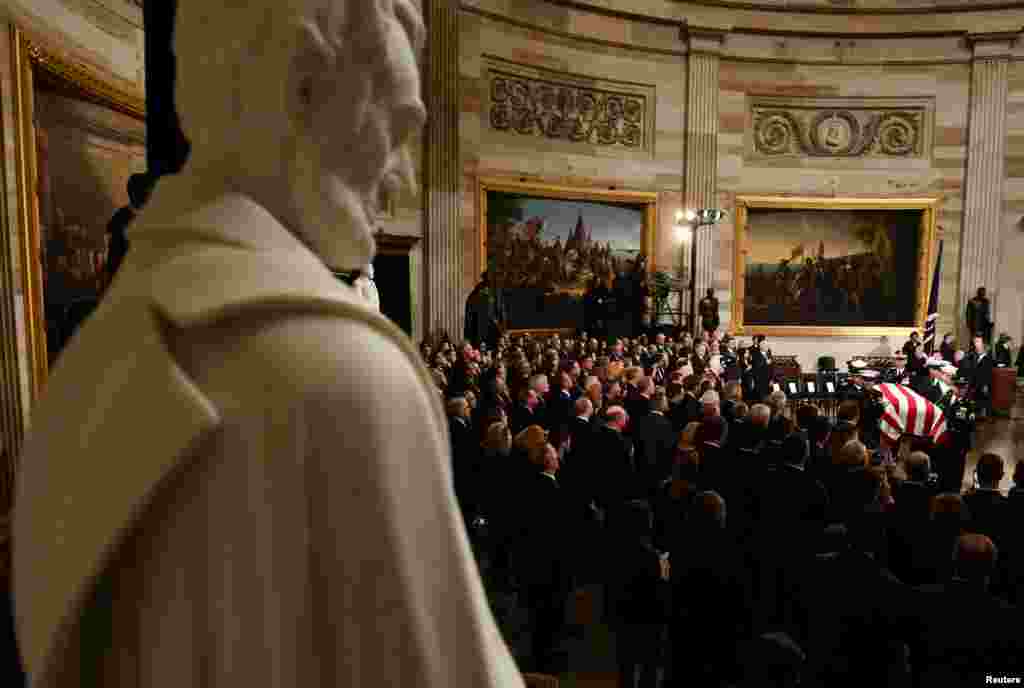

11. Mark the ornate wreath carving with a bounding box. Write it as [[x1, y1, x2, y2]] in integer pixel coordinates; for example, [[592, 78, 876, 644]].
[[751, 106, 924, 158], [488, 71, 646, 150]]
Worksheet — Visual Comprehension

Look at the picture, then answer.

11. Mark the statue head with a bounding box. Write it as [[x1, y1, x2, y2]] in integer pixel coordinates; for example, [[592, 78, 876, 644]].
[[161, 0, 426, 270]]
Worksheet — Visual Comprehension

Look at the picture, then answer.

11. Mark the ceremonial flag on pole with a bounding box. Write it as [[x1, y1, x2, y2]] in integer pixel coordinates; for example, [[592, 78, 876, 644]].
[[923, 240, 943, 354]]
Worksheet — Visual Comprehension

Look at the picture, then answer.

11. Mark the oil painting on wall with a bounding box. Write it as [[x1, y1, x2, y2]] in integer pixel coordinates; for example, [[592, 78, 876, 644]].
[[486, 192, 645, 292], [35, 86, 146, 364], [481, 182, 655, 332], [734, 198, 937, 335]]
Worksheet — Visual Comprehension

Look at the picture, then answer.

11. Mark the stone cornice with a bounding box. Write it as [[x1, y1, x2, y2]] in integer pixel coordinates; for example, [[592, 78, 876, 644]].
[[669, 0, 1024, 15], [681, 22, 730, 54], [967, 30, 1020, 59], [539, 0, 1024, 36], [460, 2, 1024, 65]]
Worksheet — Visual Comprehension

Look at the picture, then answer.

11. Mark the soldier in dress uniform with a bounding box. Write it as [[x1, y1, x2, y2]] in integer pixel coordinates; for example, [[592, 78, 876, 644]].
[[840, 359, 872, 404], [698, 288, 720, 337], [965, 287, 993, 345]]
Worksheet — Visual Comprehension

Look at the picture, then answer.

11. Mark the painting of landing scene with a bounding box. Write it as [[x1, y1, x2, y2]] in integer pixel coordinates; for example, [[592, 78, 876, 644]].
[[486, 190, 646, 331], [742, 208, 923, 326], [35, 88, 146, 362]]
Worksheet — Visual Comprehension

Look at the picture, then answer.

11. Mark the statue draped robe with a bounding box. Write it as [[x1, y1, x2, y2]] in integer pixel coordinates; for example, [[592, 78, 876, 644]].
[[14, 195, 524, 688]]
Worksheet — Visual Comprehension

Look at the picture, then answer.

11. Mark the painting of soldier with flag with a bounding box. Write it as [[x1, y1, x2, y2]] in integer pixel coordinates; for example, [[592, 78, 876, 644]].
[[733, 196, 939, 335]]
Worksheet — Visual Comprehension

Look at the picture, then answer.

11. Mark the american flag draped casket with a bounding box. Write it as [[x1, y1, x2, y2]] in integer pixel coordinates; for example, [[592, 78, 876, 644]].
[[875, 383, 951, 448]]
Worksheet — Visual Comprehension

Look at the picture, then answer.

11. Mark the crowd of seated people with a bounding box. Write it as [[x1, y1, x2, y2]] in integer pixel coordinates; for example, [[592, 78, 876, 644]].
[[424, 329, 1024, 686]]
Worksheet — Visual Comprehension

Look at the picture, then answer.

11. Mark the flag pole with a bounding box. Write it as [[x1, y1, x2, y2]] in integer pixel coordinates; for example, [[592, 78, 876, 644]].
[[923, 240, 944, 355]]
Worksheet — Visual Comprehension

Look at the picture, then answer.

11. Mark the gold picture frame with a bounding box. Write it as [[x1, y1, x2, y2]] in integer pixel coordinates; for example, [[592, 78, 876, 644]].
[[730, 195, 940, 338], [477, 177, 658, 336], [9, 27, 146, 404], [477, 176, 658, 278]]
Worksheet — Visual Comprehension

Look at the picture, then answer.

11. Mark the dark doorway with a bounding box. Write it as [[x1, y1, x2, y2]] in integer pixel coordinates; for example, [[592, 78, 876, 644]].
[[373, 253, 412, 336]]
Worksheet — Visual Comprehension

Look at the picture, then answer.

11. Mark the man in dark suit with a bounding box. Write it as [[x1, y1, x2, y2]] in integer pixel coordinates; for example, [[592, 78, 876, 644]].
[[625, 376, 655, 426], [965, 335, 993, 419], [749, 336, 774, 402], [802, 509, 913, 686], [902, 331, 921, 359], [510, 388, 540, 435], [529, 373, 552, 429], [446, 397, 479, 524], [547, 370, 577, 431], [632, 389, 678, 493], [667, 491, 751, 687], [911, 534, 1023, 681], [463, 271, 503, 347], [888, 451, 938, 582], [593, 406, 639, 521], [749, 432, 828, 634], [606, 500, 669, 688], [669, 375, 701, 432], [567, 397, 595, 453], [963, 453, 1008, 547], [965, 286, 993, 345], [519, 443, 573, 674]]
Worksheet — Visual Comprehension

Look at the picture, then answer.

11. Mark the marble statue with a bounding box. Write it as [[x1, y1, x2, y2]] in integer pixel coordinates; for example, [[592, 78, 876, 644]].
[[13, 1, 524, 686], [353, 263, 381, 311]]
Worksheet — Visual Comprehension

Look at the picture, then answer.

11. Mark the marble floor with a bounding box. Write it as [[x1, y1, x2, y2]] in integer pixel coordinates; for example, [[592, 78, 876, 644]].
[[964, 382, 1024, 493]]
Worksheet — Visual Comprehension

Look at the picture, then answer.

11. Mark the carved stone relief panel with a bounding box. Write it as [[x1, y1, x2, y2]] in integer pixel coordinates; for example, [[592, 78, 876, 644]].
[[747, 96, 934, 160], [483, 56, 656, 155]]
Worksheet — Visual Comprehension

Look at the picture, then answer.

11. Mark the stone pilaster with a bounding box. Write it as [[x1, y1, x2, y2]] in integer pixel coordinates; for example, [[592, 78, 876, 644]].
[[423, 0, 463, 343], [682, 26, 725, 332], [959, 32, 1015, 340]]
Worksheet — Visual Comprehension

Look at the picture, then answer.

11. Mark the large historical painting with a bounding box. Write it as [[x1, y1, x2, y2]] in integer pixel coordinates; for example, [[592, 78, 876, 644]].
[[479, 180, 656, 333], [9, 30, 146, 400], [732, 197, 938, 336], [36, 90, 146, 363]]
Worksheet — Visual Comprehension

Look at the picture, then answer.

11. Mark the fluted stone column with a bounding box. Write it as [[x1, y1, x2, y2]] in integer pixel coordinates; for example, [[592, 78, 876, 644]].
[[959, 33, 1015, 341], [423, 0, 463, 342], [682, 26, 725, 333]]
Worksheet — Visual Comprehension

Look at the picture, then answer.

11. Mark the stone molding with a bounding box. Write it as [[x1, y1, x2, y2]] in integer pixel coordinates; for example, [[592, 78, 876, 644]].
[[967, 31, 1020, 60], [747, 96, 934, 161], [681, 23, 728, 56], [483, 57, 656, 155]]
